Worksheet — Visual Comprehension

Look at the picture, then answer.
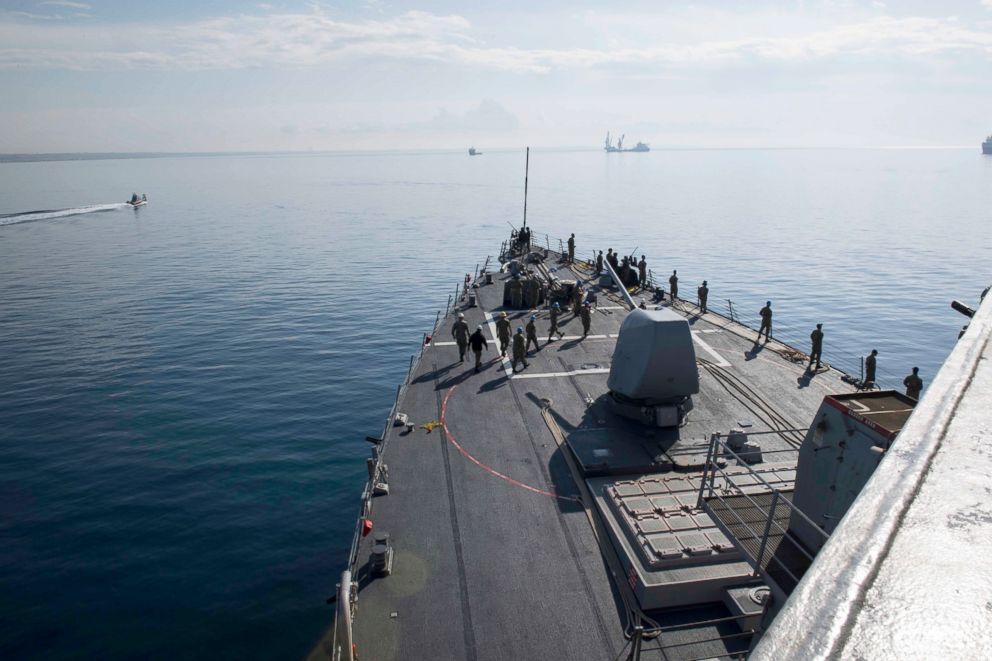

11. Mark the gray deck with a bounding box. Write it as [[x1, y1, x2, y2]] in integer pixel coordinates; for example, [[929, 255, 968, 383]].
[[337, 251, 856, 661]]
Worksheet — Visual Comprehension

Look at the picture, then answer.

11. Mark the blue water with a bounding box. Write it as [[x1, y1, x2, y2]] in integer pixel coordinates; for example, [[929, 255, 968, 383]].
[[0, 149, 989, 659]]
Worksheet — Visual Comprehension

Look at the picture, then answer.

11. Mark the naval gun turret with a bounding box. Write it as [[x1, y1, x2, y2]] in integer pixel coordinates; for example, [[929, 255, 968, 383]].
[[607, 308, 699, 427]]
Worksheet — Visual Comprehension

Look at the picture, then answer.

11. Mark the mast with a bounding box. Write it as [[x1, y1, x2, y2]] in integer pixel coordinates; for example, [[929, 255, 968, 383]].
[[522, 146, 529, 228]]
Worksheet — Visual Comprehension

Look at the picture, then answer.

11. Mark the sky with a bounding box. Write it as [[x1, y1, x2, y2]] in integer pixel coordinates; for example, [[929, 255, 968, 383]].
[[1, 0, 991, 152]]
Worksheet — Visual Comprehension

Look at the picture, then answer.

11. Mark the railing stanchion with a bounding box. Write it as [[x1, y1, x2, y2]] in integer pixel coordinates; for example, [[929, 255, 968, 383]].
[[335, 570, 354, 661], [754, 490, 779, 577], [698, 433, 718, 508]]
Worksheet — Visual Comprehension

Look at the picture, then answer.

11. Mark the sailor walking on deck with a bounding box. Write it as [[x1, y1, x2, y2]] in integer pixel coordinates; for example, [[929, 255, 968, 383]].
[[864, 349, 878, 389], [698, 281, 709, 314], [452, 313, 470, 362], [904, 367, 923, 399], [758, 301, 773, 342], [669, 270, 679, 300], [809, 324, 824, 370], [511, 327, 529, 371], [469, 325, 488, 373], [638, 256, 647, 288], [525, 315, 540, 353], [580, 302, 592, 337], [567, 233, 575, 263], [496, 311, 512, 357], [548, 302, 564, 341]]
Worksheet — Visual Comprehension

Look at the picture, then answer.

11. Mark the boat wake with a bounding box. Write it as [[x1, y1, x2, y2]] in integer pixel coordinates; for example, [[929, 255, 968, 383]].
[[0, 203, 131, 227]]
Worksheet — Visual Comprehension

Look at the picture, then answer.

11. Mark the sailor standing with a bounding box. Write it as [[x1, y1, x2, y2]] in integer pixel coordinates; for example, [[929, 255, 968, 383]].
[[580, 302, 592, 337], [758, 301, 773, 342], [697, 281, 709, 314], [669, 270, 679, 300], [572, 283, 584, 316], [496, 312, 512, 357], [809, 324, 824, 370], [468, 325, 488, 373], [518, 226, 530, 253], [595, 251, 604, 275], [903, 367, 923, 399], [864, 349, 878, 388], [525, 315, 540, 353], [451, 312, 470, 362], [638, 256, 647, 288], [511, 327, 529, 371], [567, 234, 575, 263], [548, 303, 563, 342]]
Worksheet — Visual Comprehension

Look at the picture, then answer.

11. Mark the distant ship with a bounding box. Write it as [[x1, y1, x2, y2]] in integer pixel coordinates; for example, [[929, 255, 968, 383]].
[[469, 147, 482, 156], [983, 135, 992, 155], [604, 132, 649, 153]]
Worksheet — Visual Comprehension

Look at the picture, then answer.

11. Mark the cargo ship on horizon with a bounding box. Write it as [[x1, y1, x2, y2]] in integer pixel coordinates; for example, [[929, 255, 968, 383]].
[[605, 132, 649, 152]]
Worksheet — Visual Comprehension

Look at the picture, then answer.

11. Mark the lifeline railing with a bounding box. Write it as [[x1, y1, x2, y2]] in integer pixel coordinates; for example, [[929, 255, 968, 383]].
[[329, 283, 455, 660], [624, 614, 762, 661], [696, 432, 828, 603]]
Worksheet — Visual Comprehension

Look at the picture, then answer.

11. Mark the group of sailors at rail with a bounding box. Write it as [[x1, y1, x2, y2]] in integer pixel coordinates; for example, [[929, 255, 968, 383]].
[[491, 228, 928, 396]]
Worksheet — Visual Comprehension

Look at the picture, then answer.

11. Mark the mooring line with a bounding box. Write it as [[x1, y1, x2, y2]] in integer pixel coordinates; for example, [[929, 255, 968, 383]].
[[440, 385, 579, 503]]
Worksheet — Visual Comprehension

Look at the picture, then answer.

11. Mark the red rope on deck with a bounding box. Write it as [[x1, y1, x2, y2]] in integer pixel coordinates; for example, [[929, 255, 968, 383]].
[[440, 385, 578, 503]]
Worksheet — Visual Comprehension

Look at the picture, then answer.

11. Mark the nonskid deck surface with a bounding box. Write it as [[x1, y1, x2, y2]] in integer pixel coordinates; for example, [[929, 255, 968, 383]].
[[348, 255, 855, 661]]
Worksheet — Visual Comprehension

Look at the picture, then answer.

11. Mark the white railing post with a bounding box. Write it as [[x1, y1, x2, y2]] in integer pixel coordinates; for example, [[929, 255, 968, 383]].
[[336, 570, 354, 661]]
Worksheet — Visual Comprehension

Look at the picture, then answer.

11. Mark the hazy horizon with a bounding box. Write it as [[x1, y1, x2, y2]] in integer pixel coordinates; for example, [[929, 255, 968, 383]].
[[2, 0, 992, 153]]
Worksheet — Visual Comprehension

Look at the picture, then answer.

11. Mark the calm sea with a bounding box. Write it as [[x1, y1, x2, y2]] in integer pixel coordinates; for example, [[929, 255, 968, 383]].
[[1, 148, 989, 659]]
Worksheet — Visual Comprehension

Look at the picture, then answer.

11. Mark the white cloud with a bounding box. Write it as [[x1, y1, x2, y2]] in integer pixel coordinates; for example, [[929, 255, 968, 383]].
[[38, 1, 92, 9], [0, 10, 989, 73]]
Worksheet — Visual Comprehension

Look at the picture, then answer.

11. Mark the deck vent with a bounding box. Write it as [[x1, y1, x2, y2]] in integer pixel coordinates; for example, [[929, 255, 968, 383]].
[[370, 531, 394, 577], [722, 583, 771, 631]]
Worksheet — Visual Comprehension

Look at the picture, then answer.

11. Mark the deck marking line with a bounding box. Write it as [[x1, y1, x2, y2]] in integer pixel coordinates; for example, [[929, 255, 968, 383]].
[[512, 368, 611, 380], [441, 385, 579, 502], [692, 331, 732, 367]]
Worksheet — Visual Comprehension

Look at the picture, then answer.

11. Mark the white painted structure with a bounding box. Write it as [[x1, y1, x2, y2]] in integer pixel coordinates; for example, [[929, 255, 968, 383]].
[[752, 295, 992, 659]]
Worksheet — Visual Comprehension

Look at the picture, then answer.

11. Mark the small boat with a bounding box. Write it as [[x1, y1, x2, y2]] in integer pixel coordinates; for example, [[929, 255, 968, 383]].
[[126, 193, 148, 207], [469, 147, 482, 156]]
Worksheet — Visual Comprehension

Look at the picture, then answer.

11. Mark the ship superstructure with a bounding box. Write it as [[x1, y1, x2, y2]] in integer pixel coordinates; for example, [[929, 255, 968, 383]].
[[983, 135, 991, 154]]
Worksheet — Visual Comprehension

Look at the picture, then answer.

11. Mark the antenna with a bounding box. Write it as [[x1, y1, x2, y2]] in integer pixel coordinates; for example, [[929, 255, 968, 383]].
[[522, 146, 529, 228]]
